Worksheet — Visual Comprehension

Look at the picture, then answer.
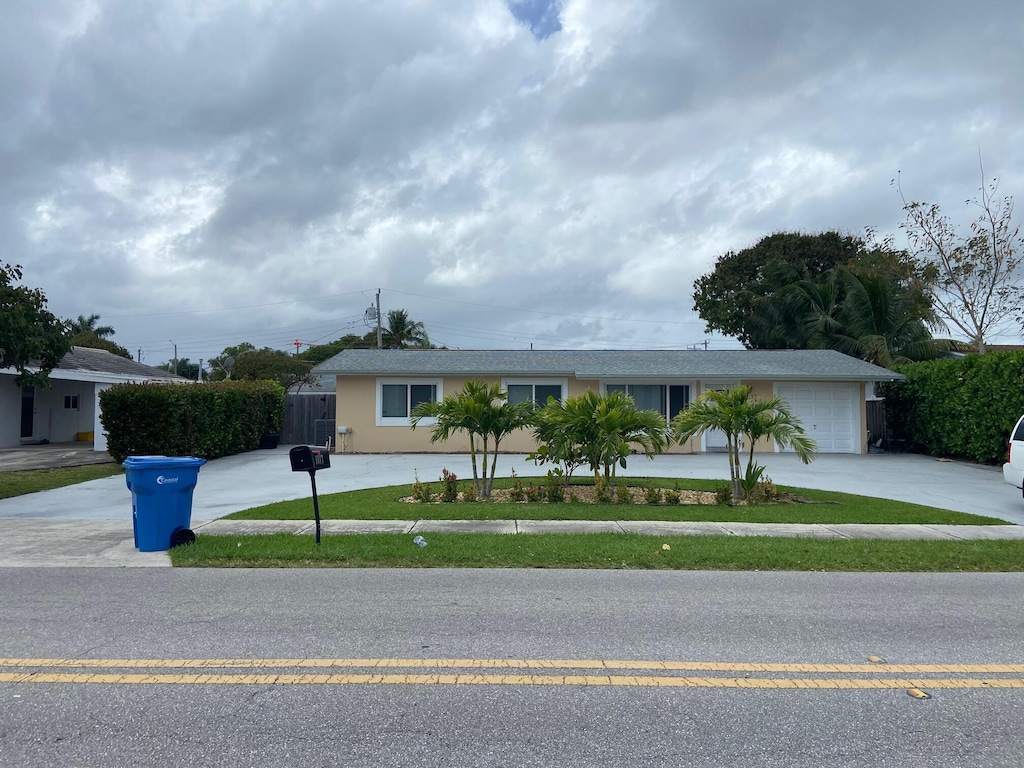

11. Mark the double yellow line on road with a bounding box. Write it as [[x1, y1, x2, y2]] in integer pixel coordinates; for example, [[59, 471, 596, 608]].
[[2, 658, 1023, 691]]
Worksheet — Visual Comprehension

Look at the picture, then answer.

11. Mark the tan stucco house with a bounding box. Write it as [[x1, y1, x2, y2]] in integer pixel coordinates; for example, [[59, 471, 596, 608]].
[[313, 349, 903, 455], [1, 347, 184, 453]]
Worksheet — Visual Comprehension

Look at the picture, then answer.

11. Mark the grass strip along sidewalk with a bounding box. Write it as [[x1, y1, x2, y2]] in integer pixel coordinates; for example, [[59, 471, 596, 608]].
[[170, 532, 1024, 571]]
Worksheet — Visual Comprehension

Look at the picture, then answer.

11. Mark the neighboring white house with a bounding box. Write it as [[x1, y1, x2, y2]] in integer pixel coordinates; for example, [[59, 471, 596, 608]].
[[313, 348, 904, 455], [0, 347, 185, 452]]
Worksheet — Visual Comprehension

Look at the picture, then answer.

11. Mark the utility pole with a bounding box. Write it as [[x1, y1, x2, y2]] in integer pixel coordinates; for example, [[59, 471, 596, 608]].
[[375, 289, 383, 350]]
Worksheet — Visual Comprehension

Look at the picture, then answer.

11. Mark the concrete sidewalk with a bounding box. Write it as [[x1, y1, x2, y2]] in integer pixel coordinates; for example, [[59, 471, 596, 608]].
[[195, 517, 1024, 541]]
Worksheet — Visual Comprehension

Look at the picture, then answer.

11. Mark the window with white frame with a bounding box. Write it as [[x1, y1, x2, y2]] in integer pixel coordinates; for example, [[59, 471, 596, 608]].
[[604, 383, 690, 421], [376, 379, 442, 426], [64, 394, 79, 410], [502, 379, 566, 407]]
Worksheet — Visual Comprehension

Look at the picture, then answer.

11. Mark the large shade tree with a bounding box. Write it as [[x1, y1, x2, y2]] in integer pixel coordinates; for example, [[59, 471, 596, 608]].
[[693, 231, 866, 348], [0, 263, 71, 387], [671, 386, 816, 500], [410, 379, 535, 497], [692, 231, 945, 362], [232, 349, 314, 391], [206, 344, 314, 389]]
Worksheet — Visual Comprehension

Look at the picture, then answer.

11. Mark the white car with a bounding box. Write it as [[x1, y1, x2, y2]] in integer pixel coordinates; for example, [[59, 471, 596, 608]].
[[1003, 414, 1024, 494]]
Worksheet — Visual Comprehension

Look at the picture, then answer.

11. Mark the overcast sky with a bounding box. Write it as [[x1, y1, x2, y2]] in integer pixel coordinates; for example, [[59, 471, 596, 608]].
[[4, 0, 1022, 368]]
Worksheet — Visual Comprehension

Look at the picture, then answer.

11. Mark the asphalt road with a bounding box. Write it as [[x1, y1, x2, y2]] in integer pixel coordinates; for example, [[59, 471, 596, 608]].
[[2, 568, 1023, 767]]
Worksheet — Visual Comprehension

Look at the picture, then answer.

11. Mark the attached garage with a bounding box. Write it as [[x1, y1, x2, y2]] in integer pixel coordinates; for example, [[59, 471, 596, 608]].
[[775, 382, 859, 453]]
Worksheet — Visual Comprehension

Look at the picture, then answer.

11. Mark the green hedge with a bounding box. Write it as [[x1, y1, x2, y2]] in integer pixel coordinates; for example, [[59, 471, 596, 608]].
[[99, 381, 285, 464], [880, 351, 1024, 464]]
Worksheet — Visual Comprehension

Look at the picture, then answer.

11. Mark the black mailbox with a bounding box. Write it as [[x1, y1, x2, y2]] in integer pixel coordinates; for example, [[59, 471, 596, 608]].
[[290, 445, 331, 473]]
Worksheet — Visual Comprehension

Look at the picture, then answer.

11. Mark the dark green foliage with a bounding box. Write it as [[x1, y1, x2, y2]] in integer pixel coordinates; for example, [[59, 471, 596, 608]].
[[693, 231, 867, 347], [232, 349, 313, 390], [99, 381, 285, 463], [299, 334, 375, 364], [880, 350, 1024, 464], [0, 263, 71, 387], [692, 232, 946, 363]]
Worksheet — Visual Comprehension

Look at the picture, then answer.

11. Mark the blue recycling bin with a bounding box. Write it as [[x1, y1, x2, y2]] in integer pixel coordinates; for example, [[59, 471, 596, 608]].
[[123, 456, 206, 552]]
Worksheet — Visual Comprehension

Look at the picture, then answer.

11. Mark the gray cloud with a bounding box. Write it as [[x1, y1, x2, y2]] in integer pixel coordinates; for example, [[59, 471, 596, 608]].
[[3, 0, 1023, 367]]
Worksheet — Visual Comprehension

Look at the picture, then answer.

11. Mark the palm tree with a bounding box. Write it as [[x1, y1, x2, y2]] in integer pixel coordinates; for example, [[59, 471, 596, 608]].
[[671, 386, 816, 500], [382, 309, 428, 349], [69, 313, 115, 339], [534, 390, 668, 482], [410, 379, 535, 497], [831, 269, 955, 367]]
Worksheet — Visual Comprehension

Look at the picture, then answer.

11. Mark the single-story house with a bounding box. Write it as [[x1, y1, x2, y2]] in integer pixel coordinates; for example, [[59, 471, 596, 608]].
[[313, 349, 904, 455], [1, 347, 185, 452]]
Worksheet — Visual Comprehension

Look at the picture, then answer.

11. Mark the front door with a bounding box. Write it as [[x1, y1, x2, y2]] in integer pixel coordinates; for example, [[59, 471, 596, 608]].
[[20, 386, 34, 439]]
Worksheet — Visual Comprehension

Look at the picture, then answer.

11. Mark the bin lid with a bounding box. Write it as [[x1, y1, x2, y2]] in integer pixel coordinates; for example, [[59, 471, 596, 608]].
[[122, 456, 206, 470]]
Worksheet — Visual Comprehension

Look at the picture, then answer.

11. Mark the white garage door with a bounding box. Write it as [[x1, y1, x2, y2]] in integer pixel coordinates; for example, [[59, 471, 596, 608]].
[[774, 383, 859, 453]]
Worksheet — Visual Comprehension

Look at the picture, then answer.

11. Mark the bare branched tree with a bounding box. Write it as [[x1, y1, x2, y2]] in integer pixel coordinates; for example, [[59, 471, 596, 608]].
[[895, 162, 1024, 353]]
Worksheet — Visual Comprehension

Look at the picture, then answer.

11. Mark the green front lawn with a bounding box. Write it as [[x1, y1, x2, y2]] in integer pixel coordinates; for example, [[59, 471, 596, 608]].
[[0, 464, 122, 500], [224, 476, 1007, 526], [170, 532, 1024, 571]]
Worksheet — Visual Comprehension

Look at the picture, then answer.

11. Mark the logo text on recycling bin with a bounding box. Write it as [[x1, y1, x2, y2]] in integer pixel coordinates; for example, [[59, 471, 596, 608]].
[[156, 475, 180, 485]]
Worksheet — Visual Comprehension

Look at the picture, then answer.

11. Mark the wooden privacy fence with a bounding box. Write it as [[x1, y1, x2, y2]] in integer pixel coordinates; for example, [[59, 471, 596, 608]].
[[282, 393, 336, 447]]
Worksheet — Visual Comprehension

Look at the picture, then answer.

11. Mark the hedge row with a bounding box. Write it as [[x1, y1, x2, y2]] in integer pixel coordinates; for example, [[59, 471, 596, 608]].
[[880, 351, 1024, 465], [99, 381, 285, 464]]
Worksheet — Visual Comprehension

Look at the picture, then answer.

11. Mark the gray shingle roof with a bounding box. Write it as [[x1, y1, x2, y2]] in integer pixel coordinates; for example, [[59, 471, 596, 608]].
[[313, 349, 903, 381], [57, 347, 185, 381]]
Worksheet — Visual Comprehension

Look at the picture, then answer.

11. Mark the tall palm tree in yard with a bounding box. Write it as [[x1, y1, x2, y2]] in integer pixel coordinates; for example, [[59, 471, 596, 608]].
[[69, 313, 116, 339], [410, 379, 535, 497], [383, 309, 428, 349], [671, 386, 816, 500], [830, 269, 956, 367]]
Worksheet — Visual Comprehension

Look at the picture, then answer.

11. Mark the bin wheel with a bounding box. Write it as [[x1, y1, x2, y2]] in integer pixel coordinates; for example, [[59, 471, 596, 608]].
[[170, 528, 196, 548]]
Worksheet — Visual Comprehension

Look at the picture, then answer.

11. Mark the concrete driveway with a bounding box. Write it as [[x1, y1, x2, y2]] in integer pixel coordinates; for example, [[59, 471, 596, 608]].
[[0, 447, 1020, 566]]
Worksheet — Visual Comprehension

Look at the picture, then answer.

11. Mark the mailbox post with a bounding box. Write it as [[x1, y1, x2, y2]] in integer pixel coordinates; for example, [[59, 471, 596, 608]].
[[289, 445, 331, 544]]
